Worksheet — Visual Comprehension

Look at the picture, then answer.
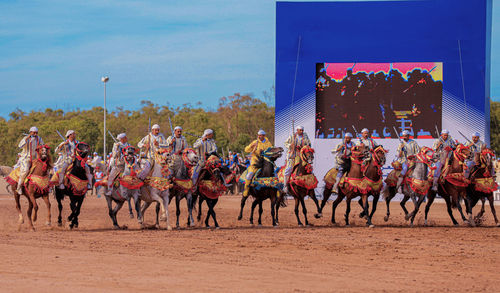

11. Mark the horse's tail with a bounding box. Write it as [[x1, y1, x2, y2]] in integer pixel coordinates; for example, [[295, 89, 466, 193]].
[[278, 191, 287, 208], [191, 192, 198, 212], [380, 184, 389, 200]]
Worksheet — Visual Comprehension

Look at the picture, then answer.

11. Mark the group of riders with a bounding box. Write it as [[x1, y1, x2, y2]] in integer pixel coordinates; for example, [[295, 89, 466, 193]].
[[6, 121, 497, 228]]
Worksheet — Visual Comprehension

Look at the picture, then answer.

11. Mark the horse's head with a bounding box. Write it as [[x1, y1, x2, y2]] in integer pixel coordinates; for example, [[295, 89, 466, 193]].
[[123, 146, 137, 164], [76, 142, 90, 158], [351, 144, 366, 162], [261, 147, 284, 162], [300, 146, 315, 165], [479, 148, 495, 171], [182, 148, 199, 167], [36, 144, 51, 161], [155, 147, 172, 165], [371, 145, 388, 165], [454, 144, 470, 162]]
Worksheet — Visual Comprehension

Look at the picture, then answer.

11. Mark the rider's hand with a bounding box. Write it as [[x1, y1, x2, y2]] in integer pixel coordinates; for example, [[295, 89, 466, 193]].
[[202, 136, 207, 141], [154, 140, 159, 146]]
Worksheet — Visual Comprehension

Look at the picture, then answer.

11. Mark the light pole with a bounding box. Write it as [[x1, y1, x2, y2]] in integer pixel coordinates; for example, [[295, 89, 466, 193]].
[[101, 76, 109, 172]]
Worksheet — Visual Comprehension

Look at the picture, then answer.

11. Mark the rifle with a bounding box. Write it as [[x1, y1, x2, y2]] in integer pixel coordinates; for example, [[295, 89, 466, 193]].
[[108, 130, 118, 143], [184, 131, 201, 139], [351, 125, 360, 138], [434, 125, 440, 138], [168, 116, 175, 151], [457, 130, 472, 144], [392, 126, 407, 159], [56, 130, 65, 141]]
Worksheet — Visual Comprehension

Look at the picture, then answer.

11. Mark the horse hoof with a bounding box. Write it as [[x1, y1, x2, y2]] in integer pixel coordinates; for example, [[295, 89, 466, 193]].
[[298, 224, 304, 227], [167, 225, 172, 231], [496, 223, 500, 227], [314, 213, 322, 219], [45, 221, 51, 226], [121, 225, 128, 230], [345, 224, 350, 228], [129, 214, 134, 219], [215, 226, 220, 230], [368, 224, 375, 228], [258, 224, 263, 227], [237, 215, 242, 221], [384, 216, 389, 222], [404, 215, 410, 221], [57, 222, 62, 227], [359, 213, 365, 218], [113, 225, 120, 230]]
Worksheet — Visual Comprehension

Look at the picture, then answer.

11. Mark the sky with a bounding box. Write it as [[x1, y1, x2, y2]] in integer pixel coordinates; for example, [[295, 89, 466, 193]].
[[0, 0, 499, 118]]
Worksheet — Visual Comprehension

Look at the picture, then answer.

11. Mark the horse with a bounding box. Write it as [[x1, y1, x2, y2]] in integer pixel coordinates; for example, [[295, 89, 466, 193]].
[[237, 147, 284, 226], [465, 148, 499, 226], [169, 148, 199, 228], [137, 148, 173, 230], [282, 145, 319, 226], [396, 147, 437, 226], [425, 144, 471, 226], [99, 146, 143, 229], [5, 145, 52, 230], [53, 142, 91, 229], [357, 145, 388, 223], [195, 154, 226, 228], [330, 144, 375, 226], [224, 163, 246, 195]]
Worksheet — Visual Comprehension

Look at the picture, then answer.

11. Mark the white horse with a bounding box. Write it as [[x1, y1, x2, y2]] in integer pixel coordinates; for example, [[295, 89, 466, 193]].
[[137, 149, 172, 230]]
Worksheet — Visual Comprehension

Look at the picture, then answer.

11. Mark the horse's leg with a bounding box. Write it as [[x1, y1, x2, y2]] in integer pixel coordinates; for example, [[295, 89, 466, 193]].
[[26, 196, 35, 231], [204, 198, 211, 228], [112, 200, 125, 229], [384, 188, 396, 222], [455, 193, 470, 225], [42, 195, 51, 226], [155, 202, 160, 229], [186, 192, 195, 227], [250, 199, 258, 225], [27, 192, 38, 223], [211, 198, 219, 228], [238, 195, 249, 221], [318, 187, 332, 216], [56, 190, 63, 226], [369, 193, 380, 223], [106, 196, 118, 227], [443, 195, 459, 226], [127, 197, 134, 219], [331, 193, 344, 224], [270, 192, 277, 227], [424, 192, 436, 226], [358, 197, 367, 218], [72, 196, 85, 228], [344, 197, 352, 226], [400, 194, 410, 218], [140, 201, 151, 227], [275, 196, 280, 225], [308, 192, 321, 218], [294, 197, 303, 226], [134, 194, 143, 224], [486, 195, 500, 226], [258, 200, 263, 226], [14, 192, 23, 225], [68, 195, 76, 223], [175, 194, 181, 228], [197, 196, 204, 222], [409, 194, 426, 227], [361, 194, 373, 227], [301, 195, 309, 226]]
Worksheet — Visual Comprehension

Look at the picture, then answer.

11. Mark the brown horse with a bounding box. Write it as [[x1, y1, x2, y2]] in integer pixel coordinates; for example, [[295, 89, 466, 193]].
[[425, 144, 471, 226], [330, 144, 374, 226], [357, 145, 388, 222], [465, 148, 499, 226], [284, 146, 318, 226], [9, 145, 52, 230]]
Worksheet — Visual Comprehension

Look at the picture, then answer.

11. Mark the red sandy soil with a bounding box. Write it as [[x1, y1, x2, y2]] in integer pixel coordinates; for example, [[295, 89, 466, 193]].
[[1, 180, 499, 292]]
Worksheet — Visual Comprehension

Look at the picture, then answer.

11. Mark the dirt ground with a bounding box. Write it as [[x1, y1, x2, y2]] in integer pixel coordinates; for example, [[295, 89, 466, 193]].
[[1, 180, 500, 293]]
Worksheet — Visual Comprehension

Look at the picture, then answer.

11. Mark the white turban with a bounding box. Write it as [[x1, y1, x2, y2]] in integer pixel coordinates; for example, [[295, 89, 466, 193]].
[[174, 126, 182, 131], [296, 125, 304, 131], [117, 133, 126, 140], [29, 126, 38, 132], [65, 130, 75, 137], [152, 124, 160, 130], [344, 132, 353, 138], [402, 130, 410, 136], [361, 128, 369, 133], [203, 129, 213, 137], [441, 129, 449, 135], [472, 132, 480, 138], [258, 129, 266, 135]]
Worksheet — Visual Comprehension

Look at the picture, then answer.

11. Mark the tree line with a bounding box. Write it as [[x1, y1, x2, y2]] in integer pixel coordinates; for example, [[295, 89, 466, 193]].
[[0, 93, 275, 165], [1, 98, 499, 166]]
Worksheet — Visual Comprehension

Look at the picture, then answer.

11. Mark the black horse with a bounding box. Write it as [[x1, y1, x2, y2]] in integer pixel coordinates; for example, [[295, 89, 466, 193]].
[[237, 147, 284, 226], [55, 142, 91, 229]]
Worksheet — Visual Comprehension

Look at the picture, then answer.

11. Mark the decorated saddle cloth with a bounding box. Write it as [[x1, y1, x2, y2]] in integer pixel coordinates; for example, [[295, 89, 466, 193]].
[[339, 175, 369, 194], [238, 169, 282, 190], [145, 176, 172, 191], [27, 174, 51, 194], [118, 175, 144, 190], [364, 177, 383, 193], [473, 177, 498, 193], [94, 176, 119, 188], [405, 177, 431, 195], [290, 173, 318, 191], [199, 180, 226, 199], [65, 174, 88, 196], [173, 178, 194, 192], [49, 165, 74, 186], [443, 172, 470, 187], [5, 168, 21, 185], [323, 168, 338, 189]]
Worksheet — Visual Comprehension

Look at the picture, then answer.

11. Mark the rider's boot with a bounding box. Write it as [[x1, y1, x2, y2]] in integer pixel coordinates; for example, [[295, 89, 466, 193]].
[[242, 181, 251, 197], [431, 177, 439, 192], [16, 173, 27, 194], [332, 181, 339, 193]]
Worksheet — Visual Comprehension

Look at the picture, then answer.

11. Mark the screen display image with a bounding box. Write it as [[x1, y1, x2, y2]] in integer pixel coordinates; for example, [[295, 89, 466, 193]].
[[315, 62, 443, 139]]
